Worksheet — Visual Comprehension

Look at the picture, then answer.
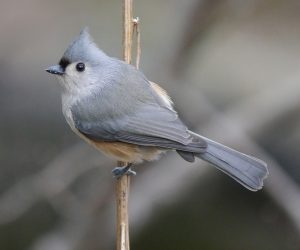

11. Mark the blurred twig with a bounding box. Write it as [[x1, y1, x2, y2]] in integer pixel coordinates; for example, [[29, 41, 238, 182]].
[[225, 73, 300, 135], [173, 0, 223, 73], [133, 17, 141, 69], [0, 143, 116, 250], [0, 144, 107, 224]]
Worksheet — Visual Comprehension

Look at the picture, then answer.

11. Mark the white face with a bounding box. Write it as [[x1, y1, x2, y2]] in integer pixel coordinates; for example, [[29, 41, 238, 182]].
[[58, 61, 96, 92]]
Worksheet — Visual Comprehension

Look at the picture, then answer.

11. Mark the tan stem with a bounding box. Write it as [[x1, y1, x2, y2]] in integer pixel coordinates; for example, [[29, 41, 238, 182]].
[[133, 17, 141, 69], [116, 163, 130, 250], [116, 0, 134, 250], [123, 0, 133, 64]]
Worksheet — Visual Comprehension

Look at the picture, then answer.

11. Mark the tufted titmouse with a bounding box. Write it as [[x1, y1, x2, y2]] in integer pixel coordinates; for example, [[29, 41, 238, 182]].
[[46, 29, 268, 191]]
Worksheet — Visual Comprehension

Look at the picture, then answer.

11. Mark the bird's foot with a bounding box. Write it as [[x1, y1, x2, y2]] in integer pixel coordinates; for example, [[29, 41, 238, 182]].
[[112, 164, 136, 178]]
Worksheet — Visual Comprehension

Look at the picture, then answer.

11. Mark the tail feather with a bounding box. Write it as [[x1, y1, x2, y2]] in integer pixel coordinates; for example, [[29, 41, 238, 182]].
[[185, 132, 268, 191]]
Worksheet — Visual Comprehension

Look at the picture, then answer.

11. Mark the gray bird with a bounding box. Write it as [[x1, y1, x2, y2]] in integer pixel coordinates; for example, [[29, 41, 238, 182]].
[[46, 28, 268, 191]]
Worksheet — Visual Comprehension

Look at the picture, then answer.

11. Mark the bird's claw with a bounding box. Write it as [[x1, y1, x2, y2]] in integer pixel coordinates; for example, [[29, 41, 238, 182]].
[[112, 165, 136, 178]]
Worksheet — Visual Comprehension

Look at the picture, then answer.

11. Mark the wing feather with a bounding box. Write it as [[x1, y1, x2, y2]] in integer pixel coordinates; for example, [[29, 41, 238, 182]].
[[73, 103, 206, 153]]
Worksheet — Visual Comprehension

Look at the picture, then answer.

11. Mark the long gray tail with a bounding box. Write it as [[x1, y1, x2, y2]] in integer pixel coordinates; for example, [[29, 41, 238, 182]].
[[184, 132, 268, 191]]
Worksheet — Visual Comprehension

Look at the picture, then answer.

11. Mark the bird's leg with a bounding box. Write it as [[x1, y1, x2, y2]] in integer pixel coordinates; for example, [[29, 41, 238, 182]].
[[112, 163, 136, 178]]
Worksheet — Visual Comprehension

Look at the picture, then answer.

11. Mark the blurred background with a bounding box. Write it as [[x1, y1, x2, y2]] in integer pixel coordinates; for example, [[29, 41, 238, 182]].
[[1, 0, 300, 249]]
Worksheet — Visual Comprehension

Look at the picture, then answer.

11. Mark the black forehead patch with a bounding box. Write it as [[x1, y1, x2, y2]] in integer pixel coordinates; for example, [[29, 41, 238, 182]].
[[59, 57, 71, 70]]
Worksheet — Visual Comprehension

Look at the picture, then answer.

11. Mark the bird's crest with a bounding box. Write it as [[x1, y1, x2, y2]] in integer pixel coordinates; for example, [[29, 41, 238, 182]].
[[59, 27, 106, 67]]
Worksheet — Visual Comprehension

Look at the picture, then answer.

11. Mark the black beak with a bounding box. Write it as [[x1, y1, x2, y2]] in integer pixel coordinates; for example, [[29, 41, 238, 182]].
[[45, 65, 64, 75]]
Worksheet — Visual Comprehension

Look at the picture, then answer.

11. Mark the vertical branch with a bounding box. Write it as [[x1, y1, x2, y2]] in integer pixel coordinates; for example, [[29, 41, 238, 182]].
[[115, 163, 130, 250], [133, 17, 141, 69], [116, 1, 134, 250], [123, 0, 133, 64]]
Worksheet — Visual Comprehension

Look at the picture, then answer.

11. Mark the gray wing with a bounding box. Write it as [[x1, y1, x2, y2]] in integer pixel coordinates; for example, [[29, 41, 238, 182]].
[[72, 103, 207, 153]]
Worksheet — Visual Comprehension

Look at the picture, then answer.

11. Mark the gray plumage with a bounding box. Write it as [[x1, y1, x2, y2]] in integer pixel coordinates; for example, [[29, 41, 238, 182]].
[[191, 132, 268, 191], [46, 28, 268, 191]]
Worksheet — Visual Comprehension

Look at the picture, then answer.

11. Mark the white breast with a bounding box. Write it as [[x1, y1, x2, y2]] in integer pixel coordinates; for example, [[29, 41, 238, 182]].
[[61, 92, 77, 131]]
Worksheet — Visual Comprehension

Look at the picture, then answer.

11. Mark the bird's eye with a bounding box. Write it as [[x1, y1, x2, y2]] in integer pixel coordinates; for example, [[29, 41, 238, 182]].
[[76, 62, 85, 72]]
